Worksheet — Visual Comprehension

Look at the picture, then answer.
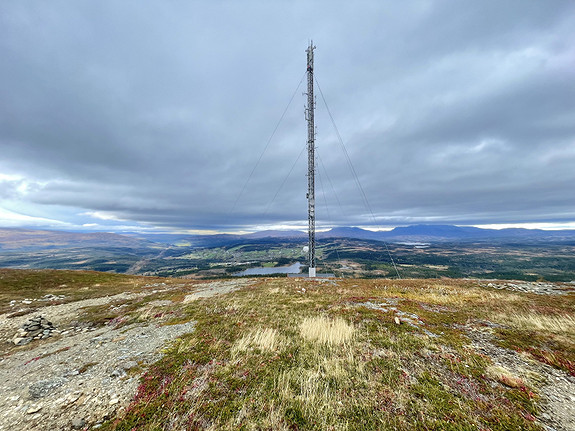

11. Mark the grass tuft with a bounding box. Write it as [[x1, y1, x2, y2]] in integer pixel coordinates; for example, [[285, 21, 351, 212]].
[[299, 315, 355, 345], [498, 312, 575, 335], [487, 365, 526, 388], [232, 327, 281, 354]]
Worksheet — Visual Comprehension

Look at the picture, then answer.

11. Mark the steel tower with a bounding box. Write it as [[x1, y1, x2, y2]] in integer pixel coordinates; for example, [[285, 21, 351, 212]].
[[305, 42, 316, 278]]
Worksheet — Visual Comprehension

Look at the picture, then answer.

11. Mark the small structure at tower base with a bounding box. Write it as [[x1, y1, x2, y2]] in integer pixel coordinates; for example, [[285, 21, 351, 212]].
[[288, 271, 335, 279]]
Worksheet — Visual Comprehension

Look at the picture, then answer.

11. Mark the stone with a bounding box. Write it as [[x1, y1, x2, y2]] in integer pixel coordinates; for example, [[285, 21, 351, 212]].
[[26, 404, 42, 414], [67, 392, 83, 404], [13, 337, 32, 346], [16, 316, 56, 343], [29, 377, 67, 399], [71, 418, 86, 429], [394, 317, 401, 325], [120, 361, 138, 370], [110, 368, 127, 379]]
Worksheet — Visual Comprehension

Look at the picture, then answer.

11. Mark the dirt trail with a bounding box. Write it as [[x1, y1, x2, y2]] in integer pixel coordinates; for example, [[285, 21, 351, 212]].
[[183, 279, 255, 302]]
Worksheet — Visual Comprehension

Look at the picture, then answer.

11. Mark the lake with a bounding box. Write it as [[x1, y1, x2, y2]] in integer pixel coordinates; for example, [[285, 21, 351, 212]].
[[234, 262, 303, 276]]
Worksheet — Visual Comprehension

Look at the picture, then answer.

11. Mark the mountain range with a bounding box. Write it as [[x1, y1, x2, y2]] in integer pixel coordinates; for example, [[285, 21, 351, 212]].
[[0, 228, 155, 251], [2, 224, 575, 251]]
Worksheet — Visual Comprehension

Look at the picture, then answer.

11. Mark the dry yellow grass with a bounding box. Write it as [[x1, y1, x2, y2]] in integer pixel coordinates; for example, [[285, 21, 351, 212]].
[[271, 344, 371, 426], [276, 364, 342, 416], [413, 284, 522, 304], [135, 305, 156, 321], [486, 365, 525, 388], [496, 312, 575, 335], [299, 315, 355, 345], [232, 327, 281, 354]]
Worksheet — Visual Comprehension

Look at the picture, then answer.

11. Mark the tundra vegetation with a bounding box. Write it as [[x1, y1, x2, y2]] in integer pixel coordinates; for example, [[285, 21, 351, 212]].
[[1, 269, 573, 430], [99, 280, 572, 429]]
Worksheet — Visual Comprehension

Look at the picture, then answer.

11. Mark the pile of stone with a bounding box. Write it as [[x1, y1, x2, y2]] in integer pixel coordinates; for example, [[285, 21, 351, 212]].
[[12, 316, 56, 346], [482, 281, 570, 295]]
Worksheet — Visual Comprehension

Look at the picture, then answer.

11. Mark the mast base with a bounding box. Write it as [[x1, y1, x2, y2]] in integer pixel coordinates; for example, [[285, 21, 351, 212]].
[[308, 267, 316, 278]]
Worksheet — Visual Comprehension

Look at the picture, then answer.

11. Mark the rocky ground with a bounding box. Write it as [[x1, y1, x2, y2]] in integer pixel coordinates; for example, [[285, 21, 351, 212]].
[[0, 277, 573, 430], [466, 325, 575, 431], [475, 280, 575, 431], [0, 279, 254, 431], [477, 280, 574, 295], [353, 281, 575, 431]]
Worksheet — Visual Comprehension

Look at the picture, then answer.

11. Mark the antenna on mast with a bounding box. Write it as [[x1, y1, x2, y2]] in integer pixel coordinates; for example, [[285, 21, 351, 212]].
[[305, 41, 316, 278]]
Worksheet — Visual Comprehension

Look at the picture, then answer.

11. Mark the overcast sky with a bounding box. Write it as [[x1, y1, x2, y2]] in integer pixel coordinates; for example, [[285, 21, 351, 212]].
[[1, 1, 575, 233]]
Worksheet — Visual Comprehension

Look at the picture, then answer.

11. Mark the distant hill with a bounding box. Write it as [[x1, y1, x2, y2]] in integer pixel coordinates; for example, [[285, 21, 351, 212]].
[[0, 228, 155, 251], [317, 226, 381, 241], [319, 224, 575, 243], [127, 232, 239, 247], [386, 224, 487, 239], [127, 224, 575, 246], [244, 230, 307, 239], [3, 226, 575, 280], [128, 230, 307, 247], [4, 224, 575, 252]]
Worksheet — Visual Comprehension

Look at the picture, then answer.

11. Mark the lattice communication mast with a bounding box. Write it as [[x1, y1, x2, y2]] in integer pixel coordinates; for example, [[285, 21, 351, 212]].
[[305, 42, 316, 278]]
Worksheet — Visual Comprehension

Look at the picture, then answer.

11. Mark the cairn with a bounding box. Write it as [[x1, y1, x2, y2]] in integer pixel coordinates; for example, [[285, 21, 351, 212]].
[[12, 315, 55, 346]]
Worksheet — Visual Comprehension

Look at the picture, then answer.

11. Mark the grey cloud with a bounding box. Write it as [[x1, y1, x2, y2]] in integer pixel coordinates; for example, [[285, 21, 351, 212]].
[[1, 1, 575, 231]]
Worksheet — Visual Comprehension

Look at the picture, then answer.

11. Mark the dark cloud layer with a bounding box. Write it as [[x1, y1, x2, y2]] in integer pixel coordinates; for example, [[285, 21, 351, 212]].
[[1, 1, 575, 232]]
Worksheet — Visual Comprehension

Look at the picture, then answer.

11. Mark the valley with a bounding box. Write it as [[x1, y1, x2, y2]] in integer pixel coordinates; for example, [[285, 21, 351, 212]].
[[1, 226, 575, 282]]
